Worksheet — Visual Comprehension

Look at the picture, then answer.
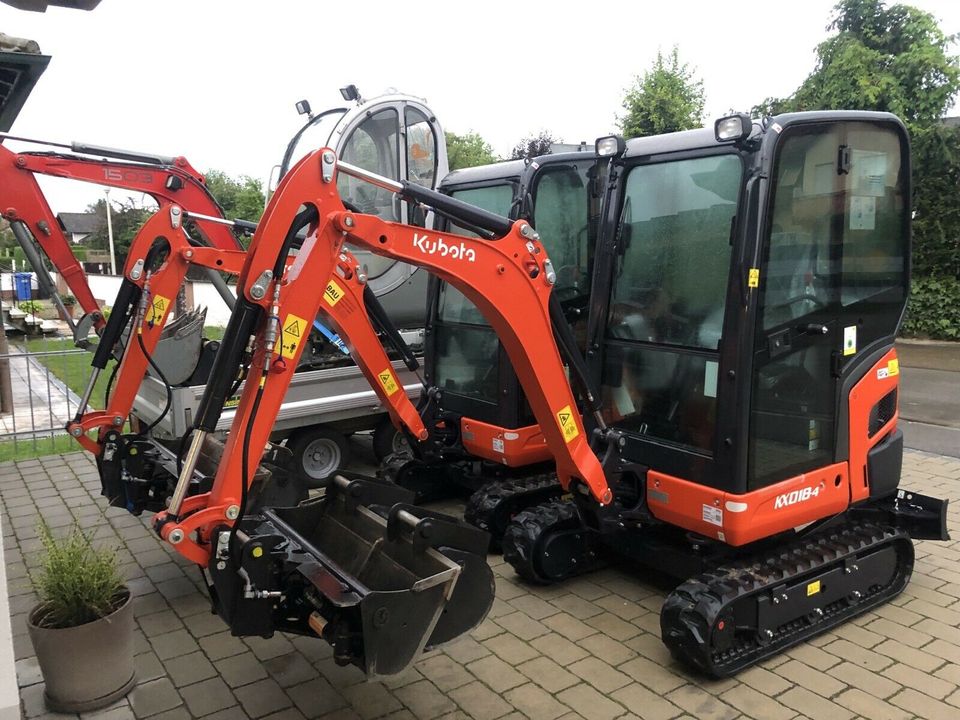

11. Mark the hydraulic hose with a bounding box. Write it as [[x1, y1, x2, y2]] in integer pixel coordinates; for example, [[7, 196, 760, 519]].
[[362, 285, 419, 371]]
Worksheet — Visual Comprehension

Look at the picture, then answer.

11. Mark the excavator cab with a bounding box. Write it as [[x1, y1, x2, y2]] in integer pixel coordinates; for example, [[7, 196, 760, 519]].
[[420, 151, 605, 470]]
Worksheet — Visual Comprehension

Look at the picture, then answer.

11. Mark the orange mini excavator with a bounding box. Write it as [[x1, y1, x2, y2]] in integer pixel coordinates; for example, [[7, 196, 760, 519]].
[[104, 111, 949, 680]]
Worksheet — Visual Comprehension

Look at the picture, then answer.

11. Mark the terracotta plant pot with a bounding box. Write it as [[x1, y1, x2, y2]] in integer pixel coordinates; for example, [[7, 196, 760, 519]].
[[26, 588, 136, 713]]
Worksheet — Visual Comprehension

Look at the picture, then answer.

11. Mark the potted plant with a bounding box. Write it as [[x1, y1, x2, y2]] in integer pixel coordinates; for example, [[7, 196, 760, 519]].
[[60, 293, 77, 320], [27, 522, 135, 713]]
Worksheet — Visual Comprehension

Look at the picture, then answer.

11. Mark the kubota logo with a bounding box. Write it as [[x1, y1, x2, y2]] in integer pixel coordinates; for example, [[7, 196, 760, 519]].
[[774, 485, 821, 509], [413, 233, 476, 262]]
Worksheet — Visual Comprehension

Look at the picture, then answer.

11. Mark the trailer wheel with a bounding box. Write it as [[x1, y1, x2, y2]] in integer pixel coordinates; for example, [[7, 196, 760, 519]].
[[372, 418, 411, 461], [288, 427, 350, 483]]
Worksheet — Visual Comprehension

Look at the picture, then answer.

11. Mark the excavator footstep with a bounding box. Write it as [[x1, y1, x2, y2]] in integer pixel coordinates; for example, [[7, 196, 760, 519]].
[[211, 473, 494, 678]]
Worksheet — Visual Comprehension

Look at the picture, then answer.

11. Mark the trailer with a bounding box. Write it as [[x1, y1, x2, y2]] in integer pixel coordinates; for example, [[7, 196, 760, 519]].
[[132, 331, 423, 482]]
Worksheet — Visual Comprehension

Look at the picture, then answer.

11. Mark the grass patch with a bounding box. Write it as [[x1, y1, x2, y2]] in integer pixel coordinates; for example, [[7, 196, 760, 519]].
[[22, 336, 110, 407], [0, 434, 80, 462]]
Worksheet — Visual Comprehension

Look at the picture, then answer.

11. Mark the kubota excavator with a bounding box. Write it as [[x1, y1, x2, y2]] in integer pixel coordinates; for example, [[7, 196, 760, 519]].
[[100, 111, 949, 680], [384, 110, 951, 676]]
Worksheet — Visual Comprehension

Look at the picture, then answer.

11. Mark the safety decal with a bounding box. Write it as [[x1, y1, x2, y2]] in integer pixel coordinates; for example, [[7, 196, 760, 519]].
[[806, 580, 821, 597], [277, 314, 307, 359], [877, 358, 900, 380], [146, 294, 170, 325], [324, 280, 345, 307], [556, 405, 579, 443], [844, 325, 857, 356], [377, 368, 399, 396], [492, 437, 505, 453], [747, 268, 760, 288]]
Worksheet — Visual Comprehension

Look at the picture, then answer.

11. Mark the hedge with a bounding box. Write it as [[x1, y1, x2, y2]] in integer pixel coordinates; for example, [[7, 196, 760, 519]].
[[902, 275, 960, 340]]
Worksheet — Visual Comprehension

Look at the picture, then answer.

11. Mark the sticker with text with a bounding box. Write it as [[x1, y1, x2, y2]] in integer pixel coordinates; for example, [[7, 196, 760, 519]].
[[377, 368, 399, 396], [278, 314, 307, 359]]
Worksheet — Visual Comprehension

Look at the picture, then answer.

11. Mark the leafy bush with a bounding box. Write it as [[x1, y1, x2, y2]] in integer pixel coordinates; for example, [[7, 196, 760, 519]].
[[32, 522, 125, 629], [18, 300, 43, 315], [902, 276, 960, 340]]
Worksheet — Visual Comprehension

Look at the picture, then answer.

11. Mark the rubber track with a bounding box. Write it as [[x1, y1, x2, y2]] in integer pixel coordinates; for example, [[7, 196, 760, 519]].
[[661, 521, 914, 677], [502, 499, 580, 584], [464, 474, 562, 548]]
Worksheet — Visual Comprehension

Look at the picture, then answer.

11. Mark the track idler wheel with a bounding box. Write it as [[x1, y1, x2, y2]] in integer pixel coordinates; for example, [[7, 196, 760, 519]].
[[379, 454, 462, 503], [502, 499, 601, 584]]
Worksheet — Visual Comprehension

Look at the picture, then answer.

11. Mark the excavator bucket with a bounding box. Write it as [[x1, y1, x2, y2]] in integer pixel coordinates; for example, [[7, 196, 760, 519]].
[[208, 474, 494, 678], [149, 307, 206, 385]]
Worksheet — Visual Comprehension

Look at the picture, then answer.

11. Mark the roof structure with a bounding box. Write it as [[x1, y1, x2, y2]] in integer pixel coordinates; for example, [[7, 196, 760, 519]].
[[57, 211, 101, 235]]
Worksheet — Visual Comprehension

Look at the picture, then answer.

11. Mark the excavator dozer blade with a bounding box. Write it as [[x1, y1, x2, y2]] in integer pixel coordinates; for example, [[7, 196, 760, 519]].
[[207, 474, 494, 678]]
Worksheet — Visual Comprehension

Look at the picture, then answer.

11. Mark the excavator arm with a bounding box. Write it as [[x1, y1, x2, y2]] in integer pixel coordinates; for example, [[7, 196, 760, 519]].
[[138, 148, 613, 676], [0, 141, 244, 332], [160, 148, 609, 559]]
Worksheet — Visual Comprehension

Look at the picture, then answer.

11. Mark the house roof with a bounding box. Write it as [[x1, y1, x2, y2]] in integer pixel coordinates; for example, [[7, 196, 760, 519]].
[[57, 212, 101, 234]]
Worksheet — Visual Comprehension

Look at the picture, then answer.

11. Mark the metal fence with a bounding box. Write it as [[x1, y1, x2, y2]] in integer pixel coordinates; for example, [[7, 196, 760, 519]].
[[0, 338, 92, 460]]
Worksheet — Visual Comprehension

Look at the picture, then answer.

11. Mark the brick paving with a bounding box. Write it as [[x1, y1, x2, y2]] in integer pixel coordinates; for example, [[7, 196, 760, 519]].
[[2, 449, 960, 720]]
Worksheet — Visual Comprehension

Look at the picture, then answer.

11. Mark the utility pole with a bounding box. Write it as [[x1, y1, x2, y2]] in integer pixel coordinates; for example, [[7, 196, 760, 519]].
[[105, 188, 117, 275]]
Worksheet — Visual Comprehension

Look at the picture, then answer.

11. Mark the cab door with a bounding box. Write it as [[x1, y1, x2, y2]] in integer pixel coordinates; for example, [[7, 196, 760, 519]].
[[748, 120, 909, 490], [334, 100, 442, 324]]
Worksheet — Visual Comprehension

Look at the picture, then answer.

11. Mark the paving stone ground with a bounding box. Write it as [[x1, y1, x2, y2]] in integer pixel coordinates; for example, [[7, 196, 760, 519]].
[[3, 449, 960, 720]]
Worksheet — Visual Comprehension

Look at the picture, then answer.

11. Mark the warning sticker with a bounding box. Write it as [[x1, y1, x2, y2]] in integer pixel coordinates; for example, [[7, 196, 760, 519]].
[[747, 268, 760, 288], [887, 358, 899, 376], [492, 437, 504, 453], [146, 294, 170, 325], [556, 405, 579, 443], [807, 580, 821, 597], [377, 368, 399, 396], [324, 280, 345, 307], [702, 504, 723, 527], [277, 314, 307, 359], [843, 325, 857, 356]]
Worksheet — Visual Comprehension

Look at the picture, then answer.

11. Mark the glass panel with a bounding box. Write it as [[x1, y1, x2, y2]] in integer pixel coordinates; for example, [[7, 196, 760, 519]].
[[601, 344, 718, 451], [532, 163, 594, 300], [433, 324, 499, 402], [337, 108, 400, 278], [841, 128, 906, 306], [749, 345, 835, 487], [750, 121, 907, 489], [440, 184, 516, 326], [761, 127, 840, 330], [609, 155, 740, 350], [405, 107, 437, 189]]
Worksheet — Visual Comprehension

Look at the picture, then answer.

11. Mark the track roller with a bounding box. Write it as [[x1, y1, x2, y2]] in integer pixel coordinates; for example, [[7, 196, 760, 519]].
[[502, 499, 603, 583]]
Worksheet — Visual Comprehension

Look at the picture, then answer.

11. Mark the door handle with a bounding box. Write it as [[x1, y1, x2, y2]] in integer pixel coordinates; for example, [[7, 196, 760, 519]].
[[798, 323, 829, 335]]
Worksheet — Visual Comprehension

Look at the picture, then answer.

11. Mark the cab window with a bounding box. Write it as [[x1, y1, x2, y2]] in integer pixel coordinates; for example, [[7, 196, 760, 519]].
[[405, 107, 438, 189], [337, 108, 400, 222], [602, 154, 741, 451]]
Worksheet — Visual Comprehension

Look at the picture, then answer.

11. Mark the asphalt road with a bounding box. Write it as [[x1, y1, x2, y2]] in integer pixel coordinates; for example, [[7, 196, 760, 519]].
[[897, 342, 960, 457]]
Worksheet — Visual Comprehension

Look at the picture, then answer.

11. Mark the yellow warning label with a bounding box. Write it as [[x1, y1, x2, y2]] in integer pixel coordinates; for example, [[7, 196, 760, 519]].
[[748, 268, 760, 288], [324, 280, 345, 307], [556, 405, 579, 443], [277, 313, 307, 359], [887, 359, 899, 377], [146, 295, 170, 325], [377, 368, 399, 396], [807, 580, 821, 597]]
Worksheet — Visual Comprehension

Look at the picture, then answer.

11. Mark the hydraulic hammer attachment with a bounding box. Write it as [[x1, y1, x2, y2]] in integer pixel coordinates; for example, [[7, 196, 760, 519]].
[[207, 473, 494, 677]]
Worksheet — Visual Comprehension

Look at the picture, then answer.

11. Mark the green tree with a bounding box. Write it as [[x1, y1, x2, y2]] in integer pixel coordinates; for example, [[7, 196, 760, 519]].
[[753, 1, 959, 127], [83, 198, 152, 269], [446, 131, 497, 171], [203, 170, 266, 223], [509, 131, 558, 160], [753, 1, 960, 338], [619, 47, 705, 138]]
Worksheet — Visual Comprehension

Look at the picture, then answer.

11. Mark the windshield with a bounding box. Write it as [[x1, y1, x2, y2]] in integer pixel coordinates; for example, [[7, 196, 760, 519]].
[[283, 111, 346, 175]]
